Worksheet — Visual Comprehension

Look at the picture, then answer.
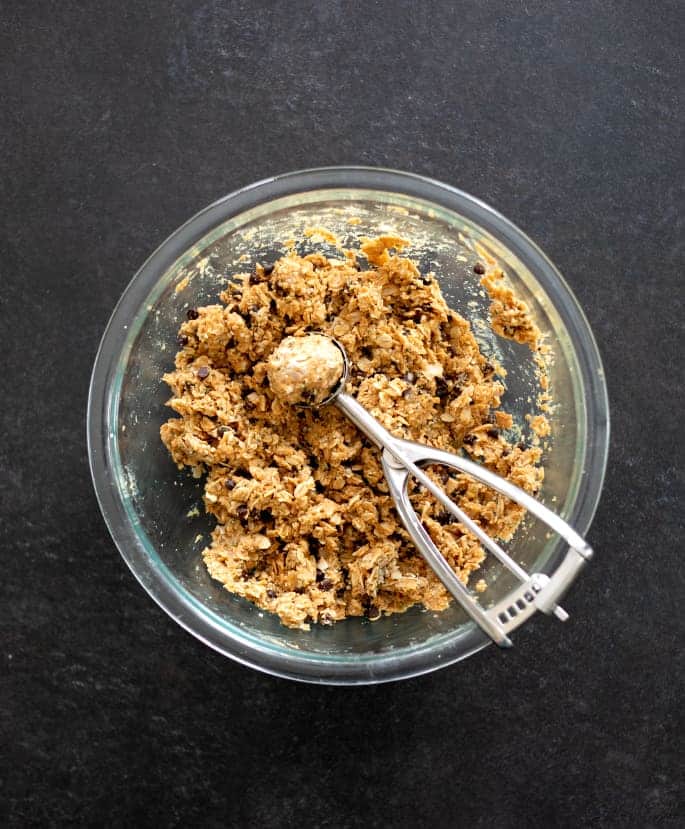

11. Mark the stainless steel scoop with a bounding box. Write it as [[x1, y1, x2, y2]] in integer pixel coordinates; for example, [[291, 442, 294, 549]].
[[310, 337, 593, 647]]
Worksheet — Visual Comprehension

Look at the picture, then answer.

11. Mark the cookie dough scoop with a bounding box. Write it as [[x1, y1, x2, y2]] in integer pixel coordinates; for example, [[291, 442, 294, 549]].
[[267, 333, 593, 647]]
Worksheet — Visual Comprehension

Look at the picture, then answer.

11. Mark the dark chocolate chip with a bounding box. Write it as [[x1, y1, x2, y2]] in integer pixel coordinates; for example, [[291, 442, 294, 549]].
[[483, 362, 495, 376], [248, 272, 261, 285], [366, 604, 381, 620], [266, 589, 277, 598], [412, 310, 423, 322], [269, 298, 277, 313], [236, 504, 248, 520], [420, 275, 432, 285], [224, 478, 235, 490], [197, 366, 210, 379], [235, 468, 251, 478], [319, 579, 334, 591], [186, 308, 199, 320], [473, 262, 486, 275], [177, 334, 189, 347], [487, 428, 499, 439], [463, 434, 477, 445], [518, 441, 527, 451], [361, 346, 373, 359], [309, 538, 321, 555], [315, 569, 325, 583], [259, 508, 273, 523], [435, 376, 449, 396], [314, 481, 325, 494], [309, 454, 319, 469], [263, 264, 275, 276], [438, 511, 457, 526]]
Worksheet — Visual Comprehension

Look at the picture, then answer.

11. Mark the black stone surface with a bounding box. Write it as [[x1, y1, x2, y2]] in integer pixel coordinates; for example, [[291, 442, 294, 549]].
[[1, 2, 682, 826]]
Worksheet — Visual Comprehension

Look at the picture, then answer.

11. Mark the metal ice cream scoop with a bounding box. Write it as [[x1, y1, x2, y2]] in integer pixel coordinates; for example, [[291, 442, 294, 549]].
[[269, 334, 593, 647]]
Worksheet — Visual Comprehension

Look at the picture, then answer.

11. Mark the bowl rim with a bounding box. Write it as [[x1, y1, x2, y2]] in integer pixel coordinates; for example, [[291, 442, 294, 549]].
[[87, 165, 610, 684]]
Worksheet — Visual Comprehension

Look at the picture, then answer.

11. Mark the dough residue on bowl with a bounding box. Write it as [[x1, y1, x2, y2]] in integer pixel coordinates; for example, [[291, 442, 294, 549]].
[[160, 237, 545, 629]]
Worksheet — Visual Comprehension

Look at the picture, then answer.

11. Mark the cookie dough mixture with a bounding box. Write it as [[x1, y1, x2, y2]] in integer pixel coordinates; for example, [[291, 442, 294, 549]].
[[161, 236, 545, 629]]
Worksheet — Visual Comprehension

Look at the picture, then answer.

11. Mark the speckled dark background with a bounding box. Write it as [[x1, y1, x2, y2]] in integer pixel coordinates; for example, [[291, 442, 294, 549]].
[[1, 1, 683, 826]]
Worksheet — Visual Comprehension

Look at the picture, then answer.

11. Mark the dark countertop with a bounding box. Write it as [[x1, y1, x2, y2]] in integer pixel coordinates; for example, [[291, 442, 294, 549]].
[[2, 2, 682, 826]]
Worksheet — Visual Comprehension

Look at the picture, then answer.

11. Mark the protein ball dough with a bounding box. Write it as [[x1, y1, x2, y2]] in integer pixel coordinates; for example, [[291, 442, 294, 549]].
[[267, 334, 344, 406], [160, 238, 545, 630]]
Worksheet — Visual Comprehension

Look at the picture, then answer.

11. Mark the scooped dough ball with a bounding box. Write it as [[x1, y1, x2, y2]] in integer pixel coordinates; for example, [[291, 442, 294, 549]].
[[267, 334, 345, 406]]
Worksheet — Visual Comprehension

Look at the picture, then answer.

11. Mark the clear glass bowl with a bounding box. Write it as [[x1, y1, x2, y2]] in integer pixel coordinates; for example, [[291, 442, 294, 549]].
[[87, 167, 609, 684]]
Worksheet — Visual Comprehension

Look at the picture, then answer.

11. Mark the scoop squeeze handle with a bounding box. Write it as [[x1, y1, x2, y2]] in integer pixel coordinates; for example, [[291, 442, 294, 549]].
[[335, 391, 593, 647]]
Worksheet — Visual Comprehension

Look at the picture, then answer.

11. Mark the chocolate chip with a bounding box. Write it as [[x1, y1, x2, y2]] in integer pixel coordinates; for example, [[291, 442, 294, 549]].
[[186, 308, 199, 320], [235, 468, 251, 478], [314, 481, 325, 494], [248, 272, 261, 285], [259, 508, 273, 522], [236, 504, 248, 520], [263, 264, 275, 276], [420, 275, 432, 285], [361, 346, 373, 359], [319, 579, 334, 591], [366, 604, 381, 620], [309, 538, 321, 555], [316, 569, 325, 582], [518, 441, 527, 451], [473, 262, 486, 275], [224, 478, 235, 490], [309, 454, 319, 469], [487, 428, 499, 439], [177, 334, 189, 347], [197, 366, 210, 379], [483, 362, 495, 376], [412, 310, 423, 322], [266, 589, 277, 598], [438, 511, 457, 526], [463, 434, 477, 445], [435, 376, 449, 396], [269, 298, 277, 313]]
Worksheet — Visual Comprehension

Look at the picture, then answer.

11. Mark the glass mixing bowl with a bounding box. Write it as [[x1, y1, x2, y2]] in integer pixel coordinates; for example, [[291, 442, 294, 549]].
[[87, 167, 609, 684]]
